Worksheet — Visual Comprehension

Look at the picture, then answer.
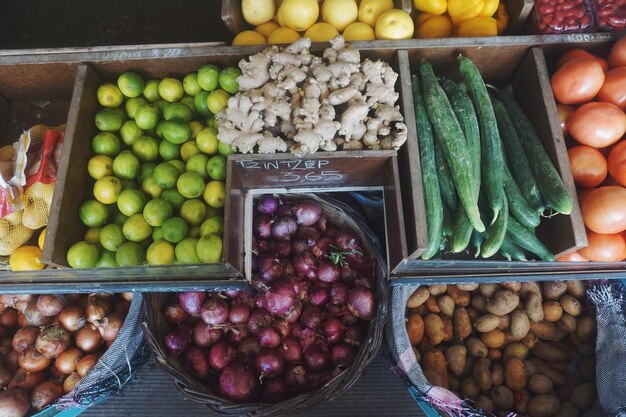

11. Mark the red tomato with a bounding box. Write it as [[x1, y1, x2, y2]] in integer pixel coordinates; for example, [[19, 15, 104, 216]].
[[568, 102, 626, 148], [581, 185, 626, 234], [557, 104, 576, 136], [568, 146, 607, 187], [551, 58, 605, 105], [578, 230, 626, 261], [608, 140, 626, 186], [556, 48, 609, 72], [597, 67, 626, 110], [556, 250, 589, 262], [609, 36, 626, 69]]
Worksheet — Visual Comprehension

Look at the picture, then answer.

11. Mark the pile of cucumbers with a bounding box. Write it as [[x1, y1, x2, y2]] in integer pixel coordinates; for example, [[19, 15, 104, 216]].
[[413, 57, 573, 262]]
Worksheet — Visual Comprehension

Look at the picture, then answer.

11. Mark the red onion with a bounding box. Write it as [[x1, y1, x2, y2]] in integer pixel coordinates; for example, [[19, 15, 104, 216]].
[[235, 292, 255, 308], [292, 240, 308, 255], [354, 274, 374, 289], [182, 346, 210, 380], [284, 364, 309, 394], [325, 226, 338, 237], [253, 215, 272, 239], [347, 286, 375, 321], [309, 370, 332, 389], [277, 202, 294, 217], [278, 258, 294, 277], [255, 349, 284, 378], [192, 322, 222, 348], [335, 231, 359, 251], [271, 216, 298, 241], [164, 302, 189, 325], [257, 255, 281, 282], [227, 326, 249, 345], [165, 327, 190, 355], [257, 196, 279, 215], [293, 200, 322, 226], [291, 280, 309, 300], [301, 305, 325, 331], [311, 236, 334, 257], [219, 362, 258, 403], [342, 312, 360, 326], [330, 343, 355, 368], [303, 342, 329, 371], [297, 327, 315, 349], [317, 215, 327, 232], [345, 325, 366, 347], [200, 297, 230, 326], [306, 270, 318, 281], [228, 303, 250, 325], [262, 279, 296, 316], [237, 337, 260, 362], [258, 327, 281, 349], [247, 309, 271, 335], [323, 318, 346, 344], [272, 241, 291, 258], [208, 341, 236, 372], [262, 377, 288, 402], [341, 264, 355, 281], [281, 300, 302, 324], [251, 276, 268, 292], [293, 252, 316, 276], [326, 304, 347, 318], [329, 283, 349, 305], [295, 226, 321, 245], [272, 320, 290, 339], [224, 290, 240, 299], [253, 239, 271, 254], [280, 337, 302, 363], [348, 254, 375, 276], [317, 261, 340, 283], [179, 292, 205, 317]]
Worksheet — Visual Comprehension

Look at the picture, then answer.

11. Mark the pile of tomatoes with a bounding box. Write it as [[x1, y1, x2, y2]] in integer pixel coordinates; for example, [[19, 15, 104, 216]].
[[552, 37, 626, 262]]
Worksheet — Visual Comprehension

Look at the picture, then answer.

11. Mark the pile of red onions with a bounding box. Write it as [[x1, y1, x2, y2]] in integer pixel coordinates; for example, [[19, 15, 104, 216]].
[[162, 196, 378, 404]]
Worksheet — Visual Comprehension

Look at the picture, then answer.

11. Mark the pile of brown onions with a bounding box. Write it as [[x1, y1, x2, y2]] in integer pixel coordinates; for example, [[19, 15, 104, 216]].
[[162, 196, 377, 404], [0, 293, 131, 417]]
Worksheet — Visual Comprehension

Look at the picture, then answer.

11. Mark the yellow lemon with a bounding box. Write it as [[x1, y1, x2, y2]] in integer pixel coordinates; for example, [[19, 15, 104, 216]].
[[322, 0, 358, 32], [415, 14, 453, 38], [375, 9, 414, 40], [256, 21, 280, 38], [38, 228, 46, 251], [343, 22, 376, 41], [10, 246, 44, 271], [158, 78, 184, 103], [267, 27, 300, 44], [304, 22, 339, 42], [203, 181, 226, 209], [232, 30, 267, 46], [87, 155, 114, 180], [358, 0, 393, 27], [282, 0, 319, 31], [93, 176, 123, 205], [242, 0, 275, 25], [97, 83, 124, 108], [276, 3, 286, 26], [146, 239, 175, 265]]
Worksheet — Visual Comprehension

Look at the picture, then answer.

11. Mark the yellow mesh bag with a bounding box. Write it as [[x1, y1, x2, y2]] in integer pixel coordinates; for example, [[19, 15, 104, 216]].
[[0, 212, 34, 256], [22, 182, 55, 230]]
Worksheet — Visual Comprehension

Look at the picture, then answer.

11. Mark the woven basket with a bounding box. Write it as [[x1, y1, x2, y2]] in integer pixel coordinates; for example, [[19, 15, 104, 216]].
[[143, 193, 389, 416]]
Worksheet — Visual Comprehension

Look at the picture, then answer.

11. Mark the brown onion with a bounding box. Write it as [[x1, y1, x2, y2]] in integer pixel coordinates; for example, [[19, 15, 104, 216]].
[[18, 347, 50, 372], [75, 325, 102, 353], [114, 300, 131, 315], [8, 369, 45, 393], [63, 372, 81, 393], [65, 294, 81, 304], [55, 347, 83, 374], [0, 365, 11, 388], [76, 354, 99, 377], [23, 302, 53, 327], [36, 295, 66, 317], [0, 389, 30, 417], [12, 326, 39, 352], [5, 351, 18, 373], [98, 312, 124, 343], [31, 381, 63, 411], [164, 302, 189, 325], [121, 292, 133, 302], [36, 325, 70, 358], [16, 313, 26, 328], [58, 305, 86, 332], [85, 296, 111, 324], [0, 309, 18, 328]]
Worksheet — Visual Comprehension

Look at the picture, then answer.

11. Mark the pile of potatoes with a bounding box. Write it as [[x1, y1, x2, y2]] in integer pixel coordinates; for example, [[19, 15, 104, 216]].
[[405, 281, 596, 417]]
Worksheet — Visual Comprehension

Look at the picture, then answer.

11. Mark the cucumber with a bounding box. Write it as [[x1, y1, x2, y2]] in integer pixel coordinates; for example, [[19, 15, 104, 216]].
[[500, 236, 527, 261], [503, 163, 541, 228], [481, 196, 508, 258], [434, 133, 458, 211], [498, 89, 573, 215], [420, 60, 485, 233], [451, 207, 473, 253], [458, 55, 505, 223], [491, 96, 544, 213], [506, 217, 555, 261], [412, 75, 443, 260], [442, 204, 454, 238], [471, 229, 483, 258]]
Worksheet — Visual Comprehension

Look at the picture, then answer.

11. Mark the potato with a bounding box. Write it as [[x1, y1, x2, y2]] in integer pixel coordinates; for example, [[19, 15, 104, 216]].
[[548, 362, 570, 373], [442, 315, 454, 342], [409, 304, 427, 317], [520, 332, 539, 349], [528, 374, 554, 394], [425, 295, 441, 313], [475, 314, 500, 333], [528, 394, 560, 417], [515, 389, 531, 414], [481, 329, 505, 349], [524, 359, 538, 377], [475, 395, 494, 412], [479, 283, 498, 298], [406, 314, 425, 346], [555, 402, 579, 417], [557, 313, 577, 333], [466, 308, 480, 323], [446, 345, 467, 377], [526, 293, 544, 322], [464, 337, 487, 359], [569, 333, 594, 356], [566, 280, 586, 298], [448, 373, 460, 391], [530, 320, 567, 342], [543, 281, 568, 301], [556, 377, 580, 402], [500, 282, 521, 292], [428, 284, 447, 296], [490, 385, 514, 410], [530, 358, 568, 386], [511, 310, 530, 340], [423, 368, 442, 387], [437, 295, 455, 317], [559, 294, 582, 317], [471, 294, 488, 313], [473, 358, 492, 392], [504, 358, 527, 391], [542, 301, 564, 322], [424, 314, 445, 345], [461, 356, 475, 379], [575, 316, 596, 344], [487, 349, 502, 362], [460, 377, 479, 399], [498, 314, 510, 330], [457, 283, 479, 292], [486, 290, 519, 316], [418, 335, 433, 352], [422, 349, 448, 389], [578, 356, 595, 382], [447, 286, 470, 307], [407, 287, 430, 308], [491, 363, 504, 386], [503, 342, 529, 362], [531, 342, 572, 362], [453, 308, 472, 340], [520, 282, 542, 299], [570, 382, 595, 411]]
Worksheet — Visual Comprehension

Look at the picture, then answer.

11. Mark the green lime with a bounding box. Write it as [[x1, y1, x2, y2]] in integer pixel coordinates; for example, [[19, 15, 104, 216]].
[[200, 216, 224, 237], [84, 227, 101, 244], [197, 234, 223, 263], [183, 73, 202, 96], [146, 240, 175, 265], [153, 162, 181, 189], [143, 79, 161, 102], [186, 153, 210, 179], [159, 139, 181, 161], [169, 160, 186, 174], [87, 155, 113, 180], [79, 200, 109, 227], [125, 97, 148, 119], [96, 250, 119, 268], [207, 90, 229, 114], [194, 90, 211, 117], [132, 135, 160, 162], [123, 213, 153, 242], [159, 78, 184, 103], [175, 237, 201, 264], [205, 116, 217, 130], [218, 67, 241, 94], [67, 241, 99, 269], [92, 132, 121, 156], [161, 189, 186, 211], [180, 140, 200, 161], [154, 99, 169, 114], [118, 72, 145, 98], [152, 226, 164, 241], [188, 226, 201, 238], [121, 179, 138, 190], [139, 163, 156, 183], [206, 206, 223, 218], [116, 242, 145, 266], [117, 188, 148, 216], [206, 155, 227, 181], [134, 104, 160, 130], [196, 128, 219, 155], [177, 171, 206, 199], [143, 198, 173, 227], [188, 121, 203, 138], [99, 223, 126, 251], [180, 198, 207, 226], [142, 176, 162, 198], [161, 217, 189, 243], [161, 120, 191, 144], [113, 211, 130, 226], [120, 120, 144, 146], [197, 65, 220, 92], [218, 141, 235, 157], [97, 83, 124, 108], [112, 151, 140, 180], [180, 96, 197, 115], [164, 103, 193, 122]]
